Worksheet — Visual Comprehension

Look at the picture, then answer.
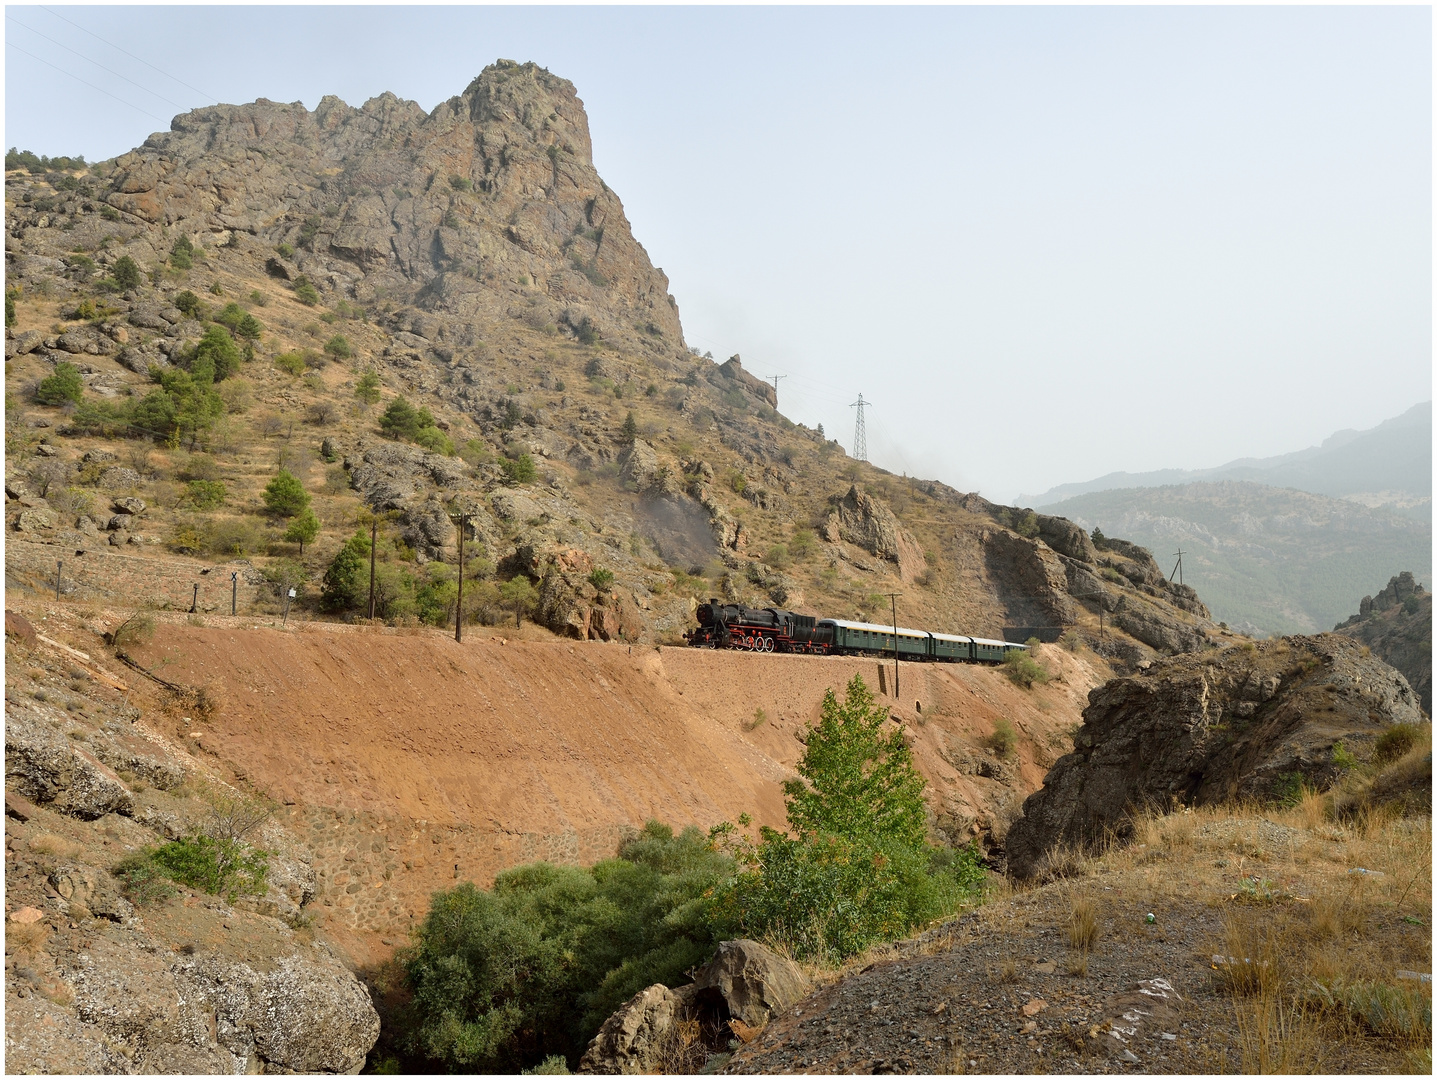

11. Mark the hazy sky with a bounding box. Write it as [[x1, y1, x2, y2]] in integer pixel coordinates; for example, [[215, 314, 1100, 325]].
[[5, 6, 1431, 502]]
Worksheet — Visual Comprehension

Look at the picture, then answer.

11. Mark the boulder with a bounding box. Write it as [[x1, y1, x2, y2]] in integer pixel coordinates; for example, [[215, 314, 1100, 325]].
[[112, 497, 146, 515], [690, 939, 813, 1029], [98, 467, 141, 492], [1005, 634, 1427, 879], [5, 706, 134, 820], [578, 983, 689, 1074], [1036, 514, 1096, 563]]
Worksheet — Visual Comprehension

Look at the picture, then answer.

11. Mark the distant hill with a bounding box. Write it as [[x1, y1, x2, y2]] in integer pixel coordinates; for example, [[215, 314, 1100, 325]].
[[1044, 481, 1432, 638], [1022, 402, 1431, 514]]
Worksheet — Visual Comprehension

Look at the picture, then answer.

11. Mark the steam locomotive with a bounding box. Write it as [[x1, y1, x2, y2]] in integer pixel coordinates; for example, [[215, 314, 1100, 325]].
[[685, 601, 1027, 663]]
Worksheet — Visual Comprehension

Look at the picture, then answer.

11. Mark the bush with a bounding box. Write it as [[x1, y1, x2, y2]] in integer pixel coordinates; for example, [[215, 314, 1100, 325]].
[[185, 479, 227, 510], [1373, 723, 1425, 764], [400, 821, 733, 1073], [35, 361, 84, 405], [215, 302, 262, 343], [262, 468, 311, 518], [501, 453, 537, 486], [111, 255, 142, 290], [173, 290, 204, 319], [112, 851, 177, 906], [292, 276, 320, 306], [413, 426, 454, 456], [169, 235, 194, 270], [148, 835, 269, 902], [1003, 649, 1049, 689], [986, 718, 1018, 758], [274, 351, 306, 377], [324, 334, 352, 359], [379, 396, 436, 441], [588, 568, 614, 591], [188, 325, 242, 382]]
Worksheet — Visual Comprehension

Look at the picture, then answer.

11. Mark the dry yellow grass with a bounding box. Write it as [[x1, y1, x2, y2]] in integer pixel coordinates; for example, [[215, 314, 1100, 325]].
[[27, 832, 81, 858], [1066, 895, 1099, 952]]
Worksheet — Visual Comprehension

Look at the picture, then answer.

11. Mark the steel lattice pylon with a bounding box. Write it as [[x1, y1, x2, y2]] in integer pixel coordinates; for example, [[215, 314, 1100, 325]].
[[850, 394, 868, 462]]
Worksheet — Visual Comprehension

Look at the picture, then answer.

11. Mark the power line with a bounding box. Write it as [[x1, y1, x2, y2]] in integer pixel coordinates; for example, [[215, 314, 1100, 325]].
[[40, 4, 218, 104], [5, 41, 169, 123], [7, 14, 188, 110]]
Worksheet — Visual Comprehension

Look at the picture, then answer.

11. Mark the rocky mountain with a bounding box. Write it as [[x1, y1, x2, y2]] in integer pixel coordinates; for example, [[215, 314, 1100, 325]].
[[1035, 481, 1431, 639], [1334, 571, 1431, 716], [1023, 402, 1431, 512], [4, 59, 1218, 670]]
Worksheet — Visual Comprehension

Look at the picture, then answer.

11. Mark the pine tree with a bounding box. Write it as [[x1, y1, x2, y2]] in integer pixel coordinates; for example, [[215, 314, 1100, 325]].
[[621, 411, 638, 441], [284, 507, 320, 553], [262, 469, 311, 518]]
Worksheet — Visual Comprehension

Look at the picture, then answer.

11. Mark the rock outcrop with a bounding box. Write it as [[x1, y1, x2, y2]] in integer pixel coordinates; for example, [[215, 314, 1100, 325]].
[[824, 485, 928, 583], [1005, 634, 1426, 879], [578, 939, 812, 1074], [1334, 571, 1431, 716]]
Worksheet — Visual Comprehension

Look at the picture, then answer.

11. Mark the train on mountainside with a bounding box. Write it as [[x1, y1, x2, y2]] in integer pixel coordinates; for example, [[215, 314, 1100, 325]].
[[684, 600, 1028, 663]]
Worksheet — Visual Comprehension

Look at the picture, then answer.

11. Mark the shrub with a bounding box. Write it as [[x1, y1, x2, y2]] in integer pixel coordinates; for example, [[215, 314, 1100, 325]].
[[1331, 741, 1359, 770], [248, 290, 267, 307], [1003, 650, 1049, 689], [400, 821, 733, 1073], [413, 426, 454, 456], [169, 235, 194, 270], [324, 334, 352, 359], [109, 611, 156, 650], [292, 276, 320, 306], [501, 453, 537, 486], [215, 302, 262, 342], [588, 568, 614, 591], [1373, 723, 1425, 764], [1091, 527, 1110, 550], [987, 718, 1018, 757], [620, 411, 638, 440], [788, 528, 816, 561], [262, 468, 311, 518], [276, 242, 295, 258], [111, 255, 142, 290], [274, 351, 306, 377], [149, 835, 269, 902], [448, 175, 472, 191], [379, 396, 436, 441], [35, 361, 84, 405], [112, 851, 178, 906], [188, 324, 242, 382], [173, 290, 203, 319], [185, 479, 227, 510]]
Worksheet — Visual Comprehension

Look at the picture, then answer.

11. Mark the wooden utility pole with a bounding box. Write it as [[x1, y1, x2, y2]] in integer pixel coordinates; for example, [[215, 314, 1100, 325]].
[[1170, 548, 1186, 586], [367, 517, 378, 621], [886, 592, 902, 699], [451, 507, 474, 643], [767, 374, 786, 409]]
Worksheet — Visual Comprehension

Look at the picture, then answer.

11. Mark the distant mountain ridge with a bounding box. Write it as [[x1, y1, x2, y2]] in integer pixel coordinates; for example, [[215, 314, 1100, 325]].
[[1022, 402, 1431, 509]]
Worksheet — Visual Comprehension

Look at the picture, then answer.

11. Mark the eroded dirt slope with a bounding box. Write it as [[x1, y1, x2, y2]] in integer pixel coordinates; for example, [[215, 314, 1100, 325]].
[[69, 604, 1105, 962]]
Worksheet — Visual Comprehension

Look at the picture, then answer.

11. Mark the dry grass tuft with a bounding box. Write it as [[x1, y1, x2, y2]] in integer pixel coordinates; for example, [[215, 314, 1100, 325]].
[[27, 832, 82, 858], [1234, 992, 1326, 1073], [1066, 896, 1099, 952], [6, 920, 49, 951]]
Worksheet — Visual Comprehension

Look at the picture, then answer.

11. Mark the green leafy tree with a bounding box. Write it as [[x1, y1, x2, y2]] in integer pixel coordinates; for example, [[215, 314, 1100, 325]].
[[400, 822, 732, 1073], [379, 396, 436, 440], [324, 334, 352, 359], [283, 506, 320, 553], [785, 674, 928, 848], [355, 368, 382, 407], [321, 530, 371, 610], [111, 255, 142, 290], [170, 234, 195, 270], [35, 361, 84, 405], [498, 575, 538, 627], [189, 324, 242, 382], [712, 674, 984, 962], [262, 468, 311, 518]]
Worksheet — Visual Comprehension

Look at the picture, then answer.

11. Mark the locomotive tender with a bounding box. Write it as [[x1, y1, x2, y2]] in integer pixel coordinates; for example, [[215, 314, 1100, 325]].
[[686, 600, 1027, 663]]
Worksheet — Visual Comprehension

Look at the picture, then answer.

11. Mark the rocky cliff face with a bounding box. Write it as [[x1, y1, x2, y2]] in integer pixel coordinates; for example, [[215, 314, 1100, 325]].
[[1005, 633, 1426, 879], [4, 617, 380, 1072], [1334, 571, 1431, 716], [98, 61, 682, 359]]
